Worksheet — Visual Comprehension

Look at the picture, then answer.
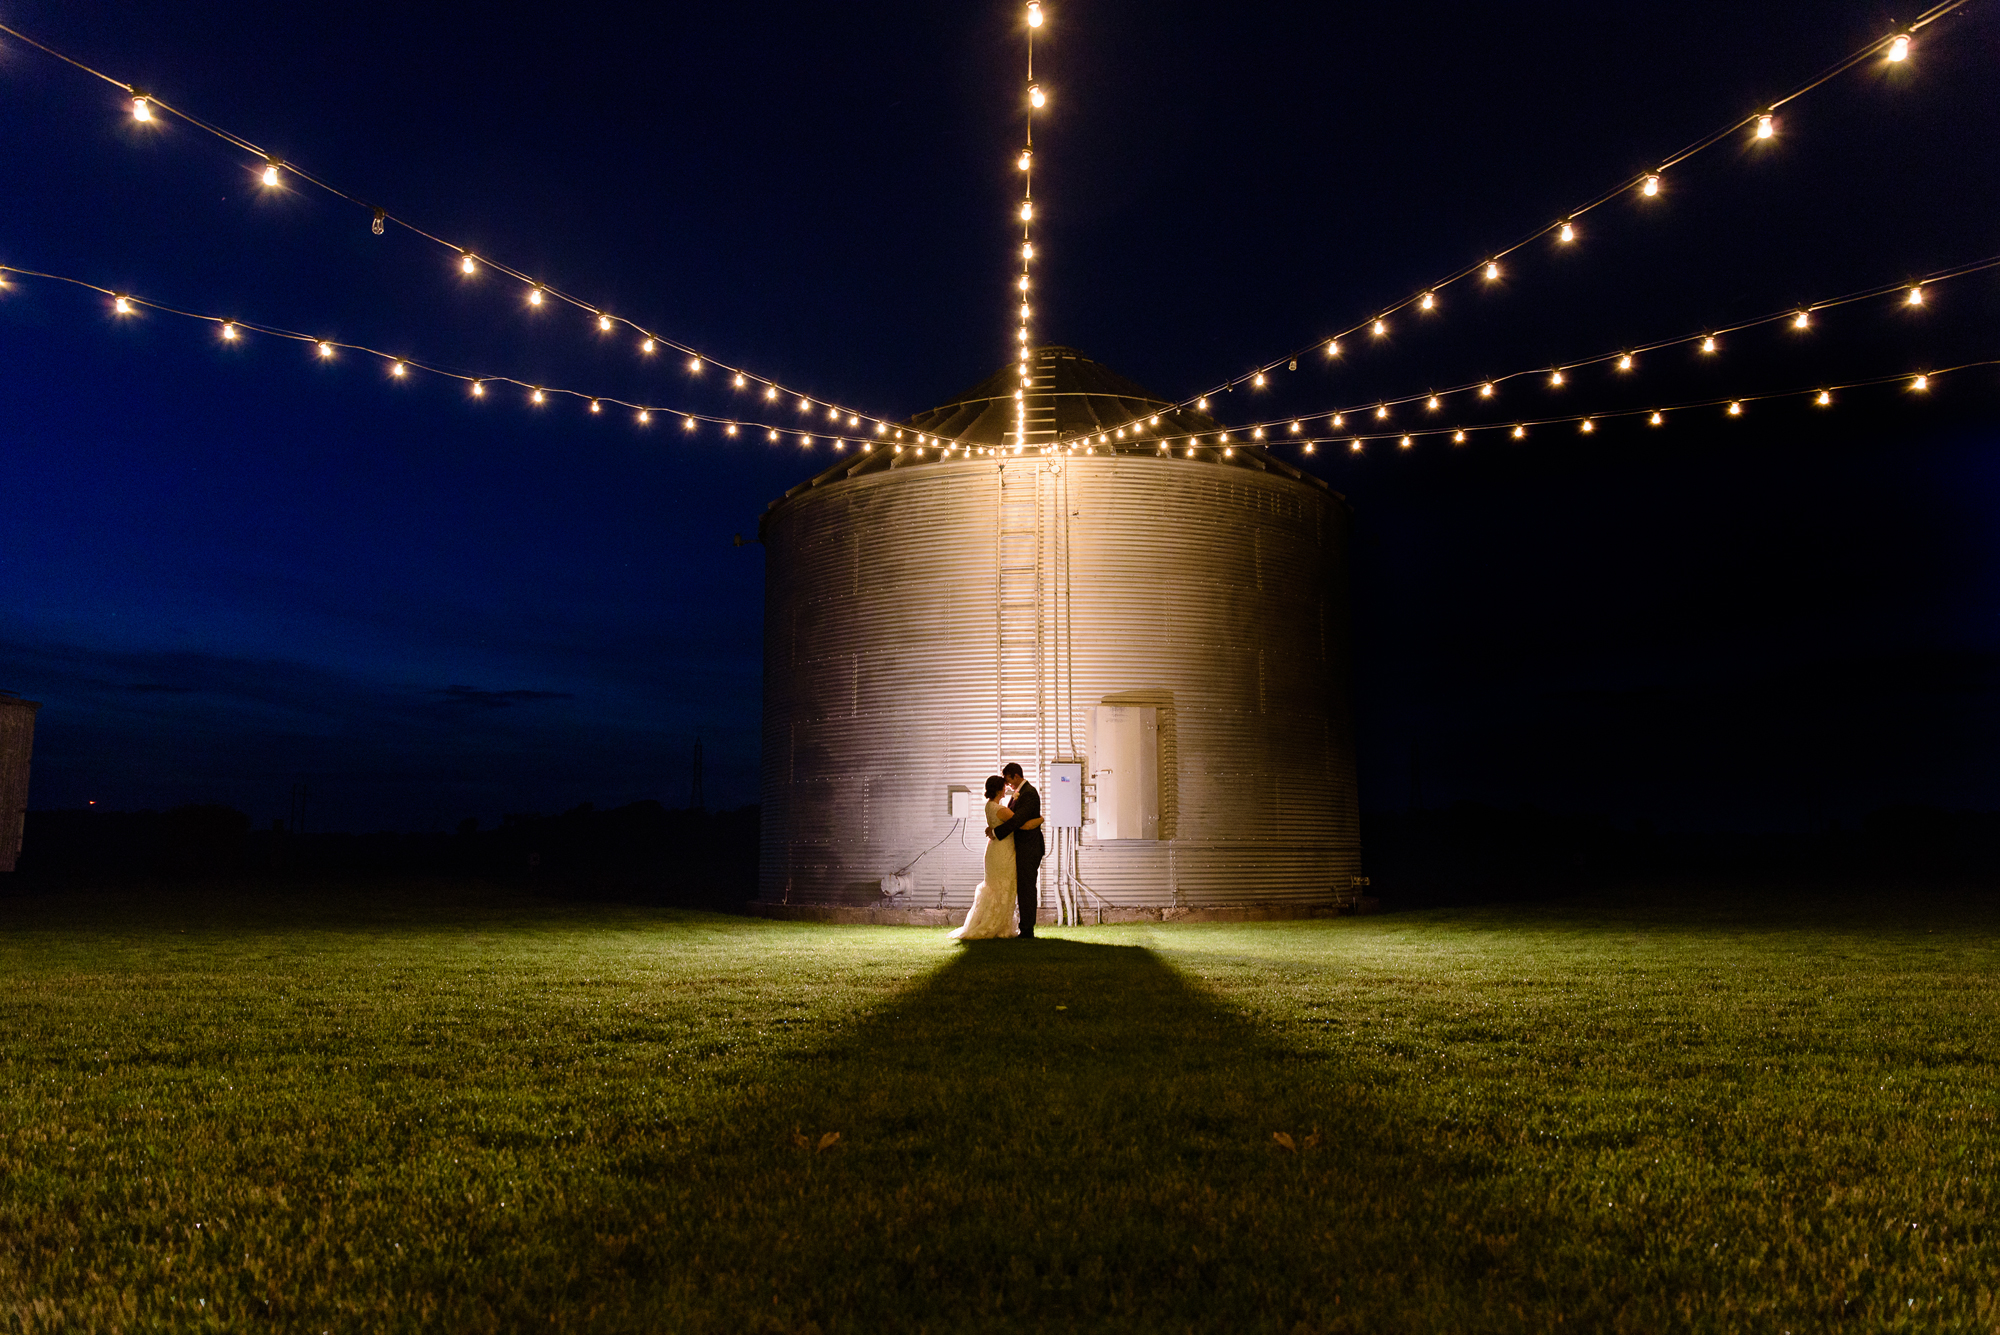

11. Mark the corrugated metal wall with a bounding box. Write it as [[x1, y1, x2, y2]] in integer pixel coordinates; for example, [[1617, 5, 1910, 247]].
[[759, 454, 1359, 910], [0, 697, 41, 873]]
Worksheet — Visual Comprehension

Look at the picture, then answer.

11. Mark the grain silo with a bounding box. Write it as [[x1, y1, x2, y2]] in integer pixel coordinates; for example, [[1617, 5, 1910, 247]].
[[0, 692, 41, 873], [754, 346, 1360, 923]]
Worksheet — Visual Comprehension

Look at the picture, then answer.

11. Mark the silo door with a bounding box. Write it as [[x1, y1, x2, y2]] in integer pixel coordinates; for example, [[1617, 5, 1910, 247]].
[[1088, 705, 1160, 840]]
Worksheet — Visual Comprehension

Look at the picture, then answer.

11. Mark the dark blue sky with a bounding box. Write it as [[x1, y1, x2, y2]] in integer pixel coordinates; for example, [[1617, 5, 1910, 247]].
[[3, 1, 1997, 831]]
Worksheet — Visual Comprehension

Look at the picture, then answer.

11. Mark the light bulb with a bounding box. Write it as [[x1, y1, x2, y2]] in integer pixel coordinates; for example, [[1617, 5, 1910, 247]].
[[734, 374, 746, 388], [726, 423, 737, 436], [1512, 425, 1525, 439], [589, 399, 601, 412], [1029, 85, 1045, 108], [1253, 373, 1266, 387], [1484, 261, 1500, 280], [1701, 336, 1717, 353], [875, 423, 887, 435], [690, 357, 703, 373], [1580, 419, 1594, 433], [461, 255, 476, 274], [1728, 401, 1743, 416], [1349, 439, 1362, 453], [317, 341, 333, 358], [1550, 370, 1564, 387], [828, 407, 839, 420], [1326, 340, 1341, 356], [1332, 414, 1345, 427], [392, 362, 406, 377], [1224, 447, 1234, 457], [1794, 311, 1810, 328], [1398, 436, 1411, 449], [1559, 221, 1575, 242], [132, 96, 152, 122], [1756, 114, 1774, 139], [1197, 397, 1208, 410], [114, 296, 131, 314], [1372, 318, 1387, 336], [1480, 383, 1494, 398], [1187, 447, 1197, 457], [800, 435, 812, 447], [769, 429, 779, 441], [766, 387, 778, 400], [1023, 243, 1034, 259], [1017, 276, 1030, 291], [1252, 427, 1263, 440], [1020, 304, 1031, 318], [798, 398, 810, 412], [1027, 2, 1043, 27], [638, 409, 650, 423], [221, 322, 237, 341], [532, 389, 545, 404], [1304, 443, 1315, 454], [1641, 174, 1659, 197], [685, 416, 697, 430], [1420, 292, 1435, 311], [1650, 411, 1664, 425], [261, 162, 280, 187], [1019, 150, 1033, 171], [1907, 286, 1924, 306], [1375, 405, 1389, 420], [642, 338, 656, 353], [1426, 396, 1440, 411], [598, 315, 612, 331], [1017, 328, 1029, 343], [1020, 201, 1034, 221], [1912, 374, 1929, 391], [1149, 415, 1159, 425], [529, 288, 543, 306], [1452, 430, 1466, 444], [472, 381, 485, 396], [1816, 391, 1832, 406], [1618, 354, 1634, 371], [1888, 33, 1910, 61], [1290, 421, 1301, 433]]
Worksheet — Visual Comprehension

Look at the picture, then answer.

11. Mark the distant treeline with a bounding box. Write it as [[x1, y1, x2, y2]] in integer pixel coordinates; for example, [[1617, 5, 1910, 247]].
[[12, 802, 759, 909], [1362, 803, 2000, 905]]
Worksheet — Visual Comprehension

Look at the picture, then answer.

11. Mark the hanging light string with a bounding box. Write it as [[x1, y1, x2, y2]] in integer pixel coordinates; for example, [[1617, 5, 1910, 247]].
[[1012, 1, 1046, 445], [1170, 0, 1973, 411], [0, 262, 975, 453], [1141, 250, 2000, 446], [0, 20, 900, 437], [1302, 359, 1996, 455]]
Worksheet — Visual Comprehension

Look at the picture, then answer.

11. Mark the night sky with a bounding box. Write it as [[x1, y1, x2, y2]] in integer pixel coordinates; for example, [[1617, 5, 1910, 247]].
[[3, 1, 1997, 833]]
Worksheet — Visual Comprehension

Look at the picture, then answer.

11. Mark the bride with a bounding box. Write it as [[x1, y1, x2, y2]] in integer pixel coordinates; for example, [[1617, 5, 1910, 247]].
[[949, 775, 1034, 940]]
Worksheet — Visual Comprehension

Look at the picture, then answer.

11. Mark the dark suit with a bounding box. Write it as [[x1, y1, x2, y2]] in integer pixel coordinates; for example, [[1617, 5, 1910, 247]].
[[992, 781, 1045, 936]]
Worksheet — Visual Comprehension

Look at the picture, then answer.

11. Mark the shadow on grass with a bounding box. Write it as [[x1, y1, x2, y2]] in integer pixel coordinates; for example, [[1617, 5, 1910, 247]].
[[481, 936, 1508, 1333]]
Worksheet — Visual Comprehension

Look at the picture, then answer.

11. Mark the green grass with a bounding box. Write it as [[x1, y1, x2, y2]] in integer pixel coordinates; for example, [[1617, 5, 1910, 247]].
[[1, 882, 1996, 1332]]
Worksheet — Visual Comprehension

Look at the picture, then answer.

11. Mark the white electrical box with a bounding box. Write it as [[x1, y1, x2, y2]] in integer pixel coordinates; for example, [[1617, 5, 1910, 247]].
[[947, 785, 973, 819], [1089, 705, 1160, 840], [1046, 760, 1084, 827]]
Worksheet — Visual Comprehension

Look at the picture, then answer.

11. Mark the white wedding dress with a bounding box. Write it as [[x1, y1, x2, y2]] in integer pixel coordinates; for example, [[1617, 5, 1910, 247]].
[[948, 798, 1020, 940]]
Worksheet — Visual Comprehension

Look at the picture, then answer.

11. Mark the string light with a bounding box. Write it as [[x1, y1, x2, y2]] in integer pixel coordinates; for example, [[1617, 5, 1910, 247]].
[[1326, 340, 1340, 356], [1290, 420, 1302, 433], [1911, 374, 1929, 391], [130, 95, 150, 122], [1512, 425, 1526, 439], [734, 373, 746, 388], [1029, 85, 1045, 109], [1793, 310, 1811, 328], [1617, 354, 1634, 371], [598, 315, 612, 331], [1888, 33, 1911, 61], [461, 254, 476, 275], [638, 409, 650, 424], [1641, 173, 1660, 196], [1332, 414, 1344, 427], [1755, 113, 1775, 139], [317, 341, 333, 358], [1420, 293, 1435, 311], [1907, 286, 1925, 306], [392, 361, 407, 377], [221, 322, 237, 340], [1580, 418, 1595, 433], [1452, 430, 1466, 443], [589, 398, 600, 412], [1728, 401, 1744, 415], [528, 288, 543, 306], [1815, 390, 1831, 406], [472, 381, 485, 397], [684, 415, 697, 430], [1558, 221, 1575, 243], [113, 295, 131, 314], [1372, 318, 1387, 337], [1549, 369, 1565, 387], [1650, 411, 1664, 425], [1701, 336, 1718, 354], [1349, 440, 1362, 453], [1484, 261, 1500, 281], [642, 338, 655, 354], [1375, 405, 1389, 420], [1398, 436, 1412, 449], [1426, 396, 1440, 411], [260, 162, 280, 187], [1027, 1, 1043, 26]]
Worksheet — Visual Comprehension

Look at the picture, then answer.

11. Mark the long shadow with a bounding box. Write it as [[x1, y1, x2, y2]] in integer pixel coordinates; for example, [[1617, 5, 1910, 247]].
[[514, 937, 1497, 1333]]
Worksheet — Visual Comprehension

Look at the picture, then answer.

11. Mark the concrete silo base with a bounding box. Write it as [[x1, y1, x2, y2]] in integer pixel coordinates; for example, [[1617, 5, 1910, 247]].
[[745, 899, 1379, 927]]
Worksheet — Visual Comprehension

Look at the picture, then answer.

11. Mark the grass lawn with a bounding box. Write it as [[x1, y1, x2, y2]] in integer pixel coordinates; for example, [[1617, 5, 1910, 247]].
[[0, 881, 1995, 1332]]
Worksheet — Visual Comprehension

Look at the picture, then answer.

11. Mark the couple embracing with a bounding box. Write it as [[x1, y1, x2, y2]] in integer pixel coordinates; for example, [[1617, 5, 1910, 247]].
[[948, 762, 1045, 941]]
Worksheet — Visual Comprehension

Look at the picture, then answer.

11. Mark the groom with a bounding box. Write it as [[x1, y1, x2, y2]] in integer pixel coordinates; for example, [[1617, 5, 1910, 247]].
[[988, 762, 1044, 939]]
